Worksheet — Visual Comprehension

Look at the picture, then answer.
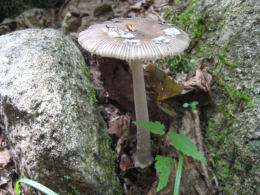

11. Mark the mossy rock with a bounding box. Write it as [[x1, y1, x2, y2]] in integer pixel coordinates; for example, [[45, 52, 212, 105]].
[[163, 0, 259, 194]]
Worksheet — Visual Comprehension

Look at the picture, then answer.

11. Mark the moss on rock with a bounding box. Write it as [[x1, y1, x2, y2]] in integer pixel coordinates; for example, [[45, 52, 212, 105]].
[[163, 0, 259, 194]]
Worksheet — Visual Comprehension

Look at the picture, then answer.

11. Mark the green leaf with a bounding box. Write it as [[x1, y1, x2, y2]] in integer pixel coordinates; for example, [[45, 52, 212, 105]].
[[169, 131, 207, 165], [182, 103, 189, 108], [191, 101, 199, 106], [190, 101, 199, 109], [224, 76, 232, 81], [190, 59, 197, 63], [64, 175, 71, 180], [133, 121, 165, 135], [15, 178, 58, 195], [155, 155, 173, 192]]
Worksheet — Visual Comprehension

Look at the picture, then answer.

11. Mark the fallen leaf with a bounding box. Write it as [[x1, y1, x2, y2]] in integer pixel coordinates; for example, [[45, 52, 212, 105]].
[[182, 67, 213, 98], [6, 180, 16, 195], [107, 115, 130, 138], [120, 154, 134, 171], [0, 149, 12, 167], [130, 0, 146, 10], [145, 64, 183, 100], [0, 171, 9, 186], [98, 57, 134, 113], [0, 164, 15, 186], [147, 180, 158, 195], [174, 67, 213, 106], [115, 136, 128, 158]]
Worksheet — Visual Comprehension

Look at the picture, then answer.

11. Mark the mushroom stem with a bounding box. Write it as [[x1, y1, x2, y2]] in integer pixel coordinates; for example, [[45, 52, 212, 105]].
[[130, 60, 153, 168]]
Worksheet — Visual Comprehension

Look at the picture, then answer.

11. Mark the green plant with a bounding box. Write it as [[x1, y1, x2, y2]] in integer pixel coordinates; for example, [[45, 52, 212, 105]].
[[160, 0, 212, 75], [160, 55, 198, 74], [15, 178, 58, 195], [182, 101, 199, 110], [134, 121, 206, 195], [217, 47, 238, 69]]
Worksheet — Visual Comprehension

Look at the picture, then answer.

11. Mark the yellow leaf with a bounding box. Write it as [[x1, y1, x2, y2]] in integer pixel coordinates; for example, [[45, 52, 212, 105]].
[[126, 23, 136, 32], [145, 64, 183, 100]]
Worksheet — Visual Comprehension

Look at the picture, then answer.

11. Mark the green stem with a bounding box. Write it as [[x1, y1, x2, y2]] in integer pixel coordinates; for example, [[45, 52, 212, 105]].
[[174, 152, 183, 195], [15, 178, 58, 195]]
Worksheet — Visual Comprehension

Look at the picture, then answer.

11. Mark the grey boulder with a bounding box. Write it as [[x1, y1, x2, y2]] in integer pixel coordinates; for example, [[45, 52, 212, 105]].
[[0, 29, 121, 194]]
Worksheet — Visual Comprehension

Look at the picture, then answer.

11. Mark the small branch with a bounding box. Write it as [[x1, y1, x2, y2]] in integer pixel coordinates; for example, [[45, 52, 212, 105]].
[[191, 109, 211, 188], [150, 6, 165, 23]]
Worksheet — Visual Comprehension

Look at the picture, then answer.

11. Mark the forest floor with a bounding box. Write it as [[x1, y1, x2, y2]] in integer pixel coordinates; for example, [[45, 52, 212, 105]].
[[0, 0, 217, 194]]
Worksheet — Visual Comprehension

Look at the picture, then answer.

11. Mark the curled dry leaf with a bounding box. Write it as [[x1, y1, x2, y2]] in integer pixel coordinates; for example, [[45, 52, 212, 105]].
[[182, 67, 213, 98], [174, 67, 213, 106]]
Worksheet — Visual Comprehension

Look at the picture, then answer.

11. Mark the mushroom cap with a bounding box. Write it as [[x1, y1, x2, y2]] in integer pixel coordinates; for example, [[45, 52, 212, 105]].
[[78, 17, 190, 61]]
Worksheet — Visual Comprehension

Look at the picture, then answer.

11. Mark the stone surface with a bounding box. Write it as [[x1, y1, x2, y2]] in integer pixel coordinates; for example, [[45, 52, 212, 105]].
[[0, 29, 121, 194], [193, 0, 260, 194]]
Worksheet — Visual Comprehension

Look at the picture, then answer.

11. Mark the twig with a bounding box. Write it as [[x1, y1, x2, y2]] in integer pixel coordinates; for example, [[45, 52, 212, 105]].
[[150, 6, 165, 23], [191, 109, 211, 188], [57, 0, 71, 26]]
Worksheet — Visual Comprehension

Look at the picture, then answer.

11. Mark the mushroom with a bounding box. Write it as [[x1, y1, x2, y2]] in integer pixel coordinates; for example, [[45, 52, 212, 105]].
[[78, 17, 190, 168]]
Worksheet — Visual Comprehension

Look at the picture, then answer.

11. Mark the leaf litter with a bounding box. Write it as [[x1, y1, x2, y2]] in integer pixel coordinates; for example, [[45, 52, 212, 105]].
[[0, 132, 17, 195]]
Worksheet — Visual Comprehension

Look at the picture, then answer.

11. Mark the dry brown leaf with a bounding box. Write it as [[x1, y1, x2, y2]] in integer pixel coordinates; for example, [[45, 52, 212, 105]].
[[0, 165, 15, 186], [107, 115, 130, 138], [98, 57, 134, 113], [115, 136, 128, 158], [145, 64, 183, 100], [174, 67, 213, 106], [0, 149, 12, 167], [147, 180, 158, 195], [120, 154, 134, 171], [182, 67, 212, 98], [6, 181, 16, 195], [130, 0, 146, 10]]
